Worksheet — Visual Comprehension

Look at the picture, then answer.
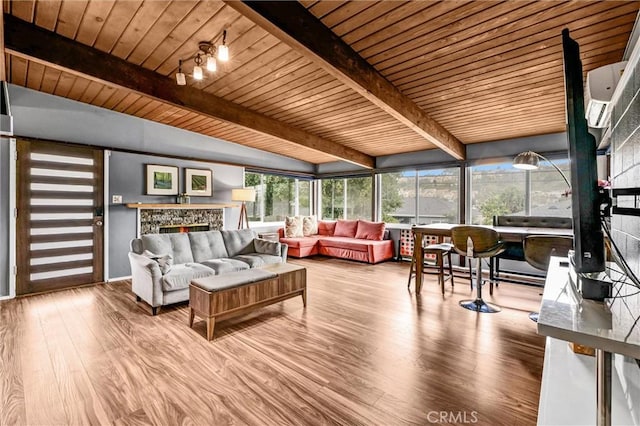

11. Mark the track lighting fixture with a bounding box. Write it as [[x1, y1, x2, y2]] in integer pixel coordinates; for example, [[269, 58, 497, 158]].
[[175, 30, 229, 86]]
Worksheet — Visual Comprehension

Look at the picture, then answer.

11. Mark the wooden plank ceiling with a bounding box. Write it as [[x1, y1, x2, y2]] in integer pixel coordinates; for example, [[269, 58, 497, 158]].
[[3, 1, 639, 166]]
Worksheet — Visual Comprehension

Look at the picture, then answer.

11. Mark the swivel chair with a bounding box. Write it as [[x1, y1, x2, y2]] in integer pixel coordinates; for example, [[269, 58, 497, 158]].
[[523, 235, 573, 321], [451, 226, 505, 313]]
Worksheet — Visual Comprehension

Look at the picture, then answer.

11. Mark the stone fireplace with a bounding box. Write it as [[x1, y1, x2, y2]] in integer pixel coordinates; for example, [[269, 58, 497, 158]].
[[139, 208, 223, 235], [126, 203, 235, 236]]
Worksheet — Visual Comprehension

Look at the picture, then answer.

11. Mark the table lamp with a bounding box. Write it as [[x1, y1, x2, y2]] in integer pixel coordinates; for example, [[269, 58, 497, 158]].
[[232, 188, 256, 229]]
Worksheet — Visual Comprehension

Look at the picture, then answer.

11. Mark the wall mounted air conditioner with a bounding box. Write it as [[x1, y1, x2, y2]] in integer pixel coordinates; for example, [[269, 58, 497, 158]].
[[584, 61, 627, 128]]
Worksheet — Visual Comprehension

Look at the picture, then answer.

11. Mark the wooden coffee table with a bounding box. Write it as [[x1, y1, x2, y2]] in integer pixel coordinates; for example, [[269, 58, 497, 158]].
[[261, 262, 307, 306], [189, 263, 306, 340]]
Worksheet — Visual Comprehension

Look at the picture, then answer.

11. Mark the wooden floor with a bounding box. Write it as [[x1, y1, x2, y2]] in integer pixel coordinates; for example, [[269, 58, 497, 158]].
[[0, 258, 546, 426]]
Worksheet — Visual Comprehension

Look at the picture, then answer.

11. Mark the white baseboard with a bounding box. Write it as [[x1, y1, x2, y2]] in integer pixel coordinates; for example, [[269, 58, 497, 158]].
[[107, 275, 132, 282]]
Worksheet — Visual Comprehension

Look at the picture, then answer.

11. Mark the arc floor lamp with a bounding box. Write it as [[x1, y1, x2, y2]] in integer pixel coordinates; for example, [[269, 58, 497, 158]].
[[512, 151, 571, 188], [513, 150, 571, 322]]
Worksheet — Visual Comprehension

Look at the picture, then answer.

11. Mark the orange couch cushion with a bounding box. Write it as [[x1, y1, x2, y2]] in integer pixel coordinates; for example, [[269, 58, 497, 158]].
[[334, 219, 358, 237], [317, 237, 394, 264], [355, 220, 385, 241], [279, 236, 320, 249], [317, 236, 376, 251], [318, 220, 336, 236]]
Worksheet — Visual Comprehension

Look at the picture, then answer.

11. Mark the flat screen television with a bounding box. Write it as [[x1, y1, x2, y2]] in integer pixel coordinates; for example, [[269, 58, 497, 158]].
[[562, 29, 606, 276]]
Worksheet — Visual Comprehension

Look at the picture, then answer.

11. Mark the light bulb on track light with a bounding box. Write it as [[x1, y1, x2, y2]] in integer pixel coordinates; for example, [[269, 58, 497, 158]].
[[206, 55, 217, 72], [176, 60, 186, 85], [218, 30, 229, 62], [217, 44, 228, 62], [193, 66, 203, 80]]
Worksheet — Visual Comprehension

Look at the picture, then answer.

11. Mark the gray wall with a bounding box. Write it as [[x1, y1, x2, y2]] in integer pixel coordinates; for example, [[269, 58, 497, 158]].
[[0, 138, 10, 297], [318, 132, 570, 175], [108, 151, 243, 279], [610, 48, 640, 424]]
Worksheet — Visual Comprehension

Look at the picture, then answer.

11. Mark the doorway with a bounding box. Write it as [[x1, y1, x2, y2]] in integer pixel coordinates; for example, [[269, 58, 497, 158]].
[[16, 140, 104, 295]]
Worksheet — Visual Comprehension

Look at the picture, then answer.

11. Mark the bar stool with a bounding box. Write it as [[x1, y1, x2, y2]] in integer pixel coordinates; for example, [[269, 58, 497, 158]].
[[451, 225, 505, 313], [407, 233, 454, 294], [523, 235, 573, 321]]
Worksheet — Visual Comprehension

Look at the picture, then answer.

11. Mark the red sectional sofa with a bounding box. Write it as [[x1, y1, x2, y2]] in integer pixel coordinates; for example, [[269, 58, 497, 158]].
[[278, 219, 394, 264]]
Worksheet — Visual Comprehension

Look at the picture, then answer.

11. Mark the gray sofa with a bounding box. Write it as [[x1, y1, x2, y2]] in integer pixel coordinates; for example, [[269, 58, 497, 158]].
[[128, 229, 288, 314]]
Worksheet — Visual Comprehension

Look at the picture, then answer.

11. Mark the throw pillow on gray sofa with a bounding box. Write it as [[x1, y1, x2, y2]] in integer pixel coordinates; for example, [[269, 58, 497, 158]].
[[221, 229, 256, 256], [143, 250, 173, 274], [254, 238, 281, 256]]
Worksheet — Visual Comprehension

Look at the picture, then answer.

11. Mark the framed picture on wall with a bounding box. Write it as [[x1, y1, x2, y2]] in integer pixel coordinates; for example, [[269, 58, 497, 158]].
[[146, 164, 179, 195], [185, 168, 213, 196]]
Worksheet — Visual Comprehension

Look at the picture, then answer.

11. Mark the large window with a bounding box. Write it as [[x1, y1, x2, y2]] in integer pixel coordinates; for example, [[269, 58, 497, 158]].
[[381, 171, 415, 223], [470, 162, 526, 225], [298, 180, 311, 216], [245, 157, 571, 225], [321, 179, 344, 219], [418, 168, 459, 224], [381, 167, 459, 224], [469, 159, 571, 225], [245, 172, 311, 223], [530, 159, 571, 217], [321, 177, 372, 220]]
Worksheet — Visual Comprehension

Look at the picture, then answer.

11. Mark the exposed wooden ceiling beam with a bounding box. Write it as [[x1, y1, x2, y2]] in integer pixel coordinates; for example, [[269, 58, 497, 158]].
[[227, 0, 466, 160], [3, 14, 375, 169]]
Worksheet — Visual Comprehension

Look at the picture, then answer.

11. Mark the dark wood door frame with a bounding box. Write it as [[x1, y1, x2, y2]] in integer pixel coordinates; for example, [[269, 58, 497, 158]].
[[16, 139, 104, 295]]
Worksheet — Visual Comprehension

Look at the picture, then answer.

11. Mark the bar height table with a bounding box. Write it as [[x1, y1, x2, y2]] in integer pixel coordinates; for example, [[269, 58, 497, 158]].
[[411, 223, 573, 293]]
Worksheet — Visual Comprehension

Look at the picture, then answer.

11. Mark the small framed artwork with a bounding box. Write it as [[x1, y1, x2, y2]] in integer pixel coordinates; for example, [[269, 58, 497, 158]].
[[146, 164, 179, 195], [185, 168, 213, 196]]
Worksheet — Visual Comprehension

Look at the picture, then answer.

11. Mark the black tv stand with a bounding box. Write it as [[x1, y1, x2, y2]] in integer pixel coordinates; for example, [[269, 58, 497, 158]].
[[568, 251, 612, 301]]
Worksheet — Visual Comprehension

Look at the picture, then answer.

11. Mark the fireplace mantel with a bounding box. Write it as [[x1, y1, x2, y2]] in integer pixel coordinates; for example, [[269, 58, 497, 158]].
[[126, 203, 237, 209]]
